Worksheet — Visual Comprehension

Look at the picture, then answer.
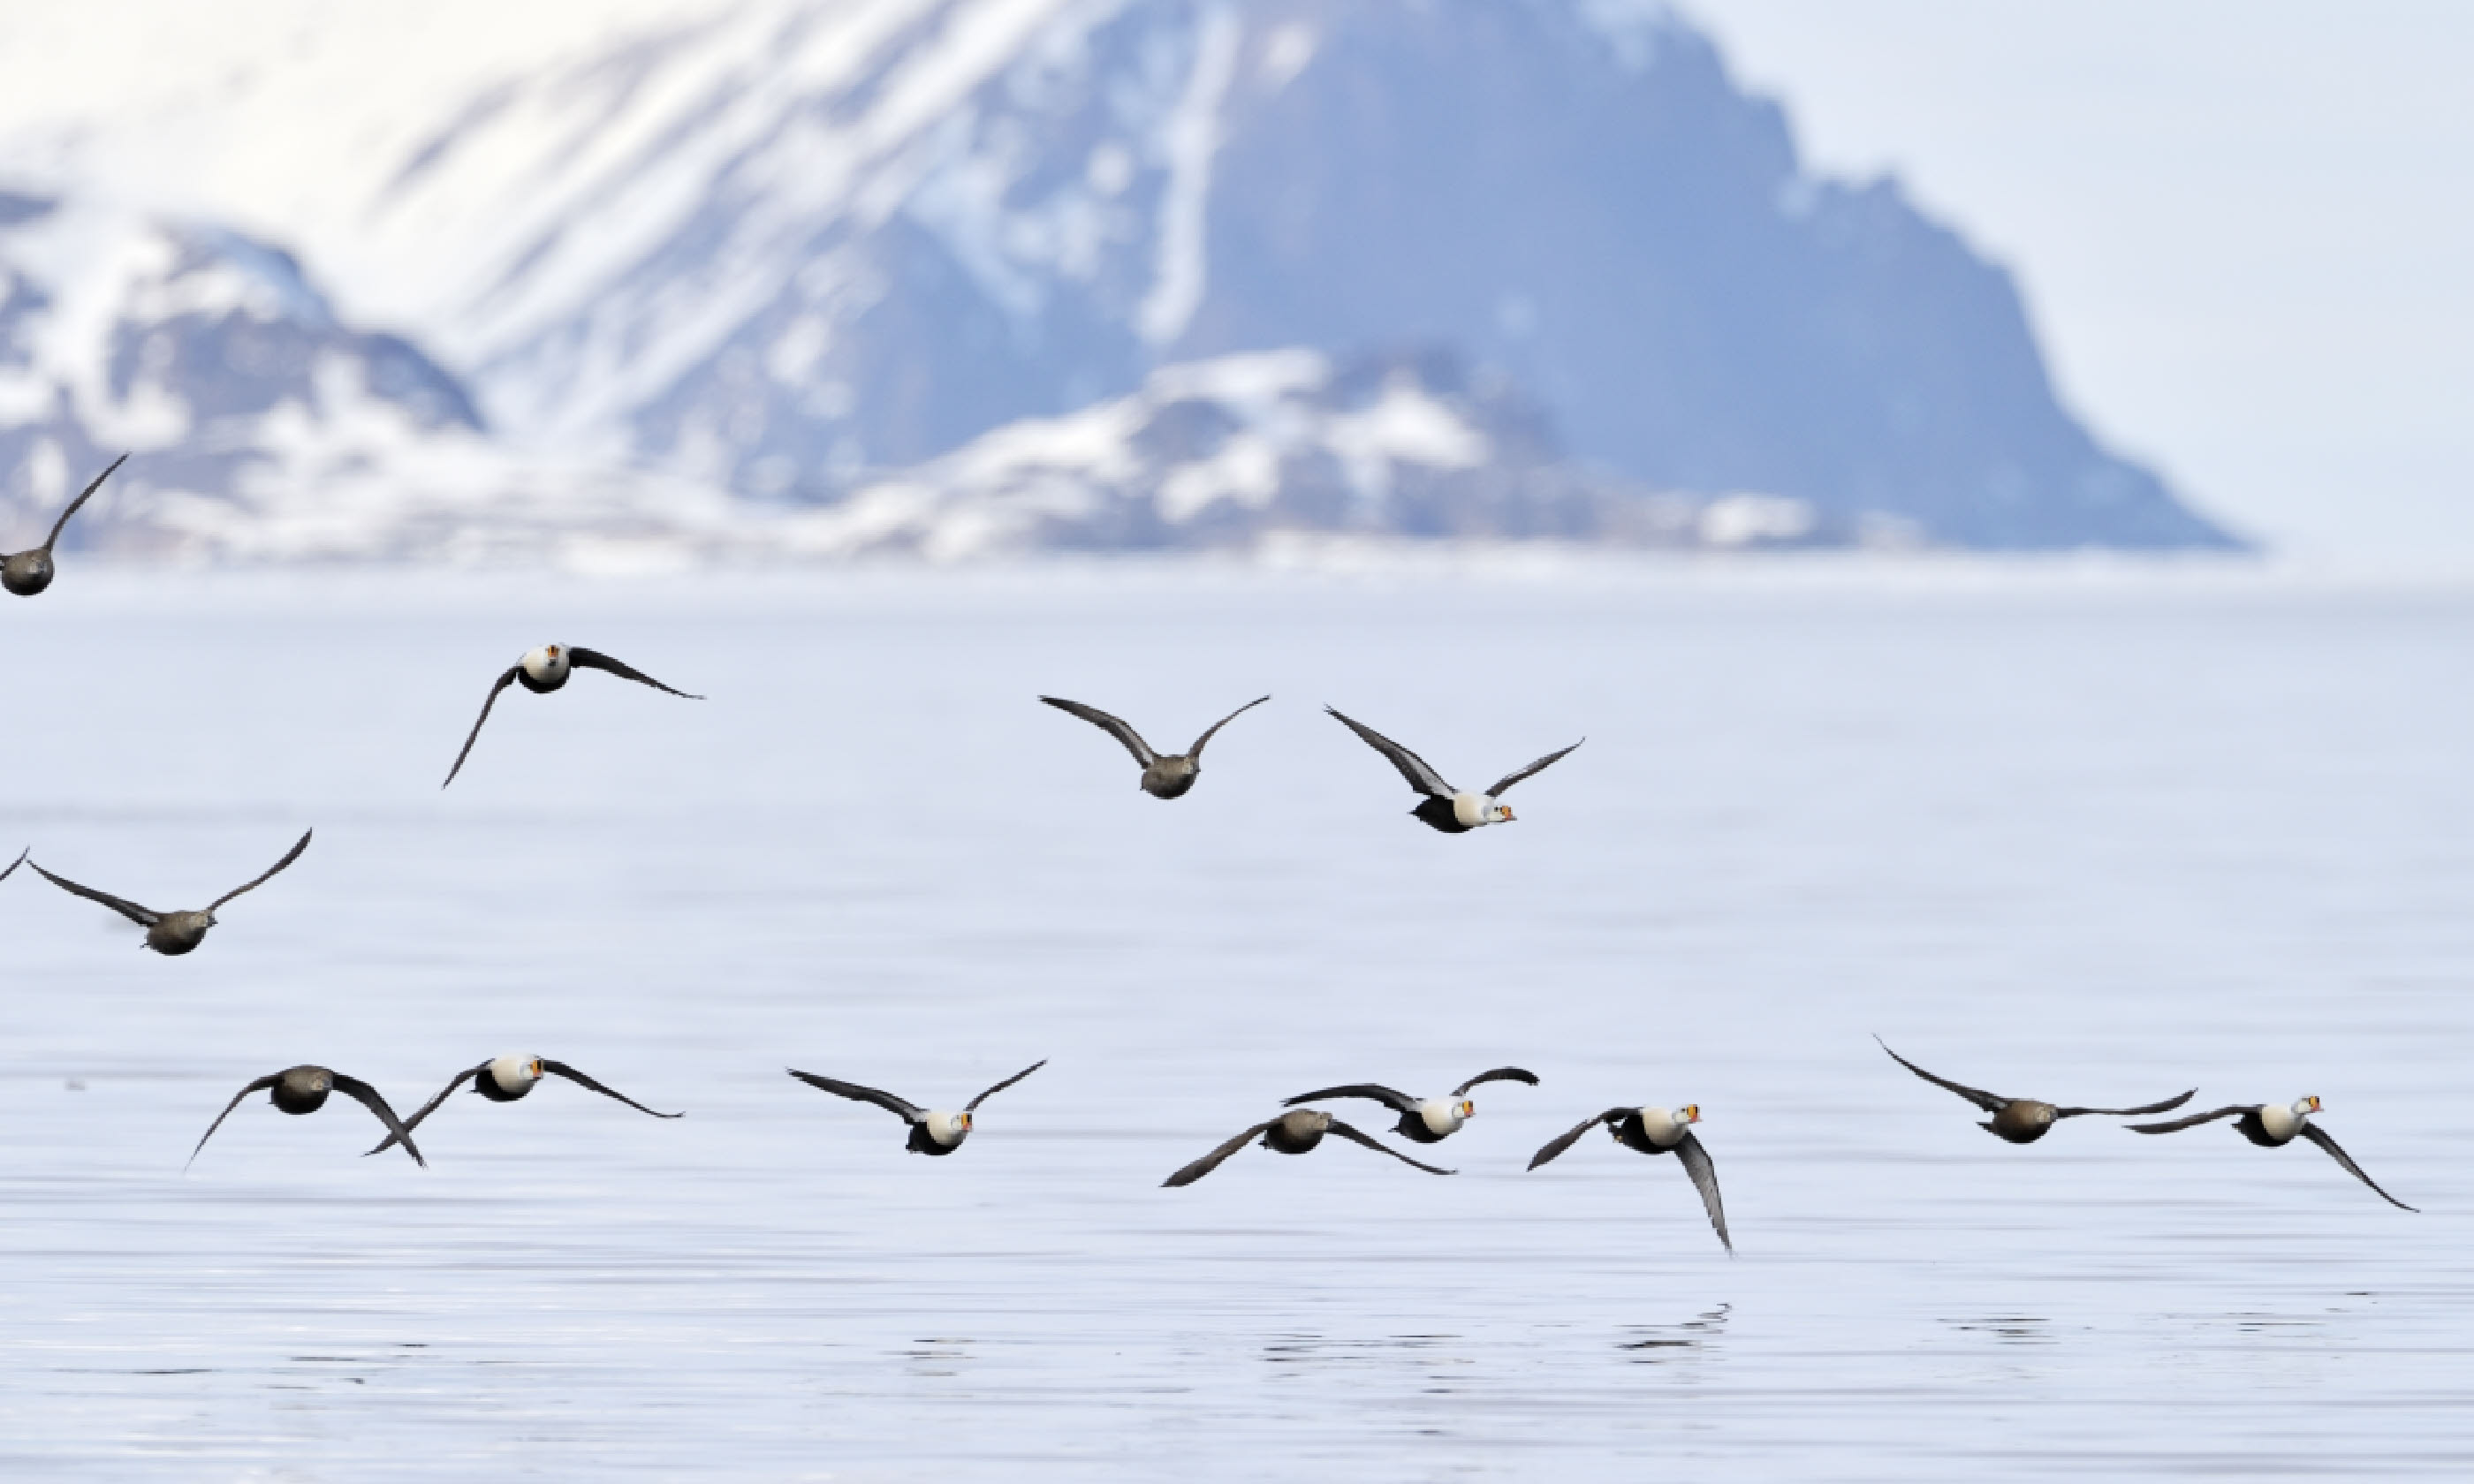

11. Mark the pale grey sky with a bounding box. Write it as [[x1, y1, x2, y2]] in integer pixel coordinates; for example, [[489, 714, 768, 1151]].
[[1684, 1, 2474, 562]]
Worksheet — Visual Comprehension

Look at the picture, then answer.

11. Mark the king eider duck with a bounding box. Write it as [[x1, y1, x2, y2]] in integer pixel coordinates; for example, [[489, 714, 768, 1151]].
[[3, 453, 125, 597], [1324, 707, 1581, 833], [786, 1061, 1046, 1155], [443, 643, 703, 787], [1877, 1037, 2196, 1144], [362, 1055, 682, 1156], [1038, 693, 1270, 799], [1527, 1103, 1731, 1253], [189, 1064, 424, 1168], [28, 829, 312, 956], [2129, 1096, 2417, 1211], [1280, 1066, 1539, 1145], [1162, 1108, 1455, 1186]]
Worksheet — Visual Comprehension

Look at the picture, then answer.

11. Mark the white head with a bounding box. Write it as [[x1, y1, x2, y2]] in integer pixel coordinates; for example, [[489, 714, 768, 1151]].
[[1419, 1098, 1475, 1135], [489, 1054, 546, 1093], [924, 1109, 973, 1147], [2292, 1094, 2322, 1120], [1452, 792, 1514, 829], [520, 644, 570, 683], [1637, 1103, 1702, 1147]]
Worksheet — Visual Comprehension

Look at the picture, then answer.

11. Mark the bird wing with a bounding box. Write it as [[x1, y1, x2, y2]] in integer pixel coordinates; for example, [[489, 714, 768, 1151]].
[[785, 1068, 923, 1121], [1, 847, 26, 882], [568, 647, 704, 700], [2054, 1088, 2199, 1119], [1452, 1067, 1541, 1098], [442, 664, 522, 788], [28, 861, 159, 927], [1673, 1130, 1733, 1254], [186, 1074, 280, 1168], [1182, 695, 1271, 760], [1162, 1122, 1276, 1187], [1873, 1037, 2008, 1114], [209, 829, 312, 912], [965, 1059, 1047, 1111], [1484, 739, 1583, 799], [543, 1059, 685, 1120], [2127, 1105, 2251, 1134], [364, 1064, 486, 1156], [1324, 707, 1453, 797], [42, 452, 127, 551], [1325, 1119, 1455, 1175], [1038, 697, 1157, 767], [2299, 1124, 2419, 1211], [332, 1073, 426, 1167], [1527, 1109, 1628, 1170], [1281, 1083, 1417, 1112]]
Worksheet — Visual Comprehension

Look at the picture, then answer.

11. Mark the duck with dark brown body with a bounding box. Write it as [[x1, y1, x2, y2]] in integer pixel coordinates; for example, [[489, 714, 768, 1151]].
[[1161, 1108, 1455, 1185], [27, 829, 312, 956], [2, 455, 125, 597], [189, 1065, 425, 1168], [1875, 1037, 2196, 1145], [1038, 694, 1270, 799]]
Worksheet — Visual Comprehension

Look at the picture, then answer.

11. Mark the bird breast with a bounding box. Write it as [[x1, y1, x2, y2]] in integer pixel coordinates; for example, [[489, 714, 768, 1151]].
[[1635, 1107, 1688, 1147], [920, 1112, 967, 1147], [1417, 1100, 1465, 1136], [520, 647, 572, 686], [2257, 1102, 2303, 1143], [485, 1055, 540, 1097], [1451, 792, 1491, 829]]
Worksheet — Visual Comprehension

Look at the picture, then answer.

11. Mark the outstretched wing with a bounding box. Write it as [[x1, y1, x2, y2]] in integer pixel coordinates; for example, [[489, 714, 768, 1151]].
[[0, 847, 26, 883], [785, 1069, 923, 1122], [332, 1073, 425, 1167], [569, 647, 704, 700], [365, 1064, 487, 1157], [28, 861, 159, 928], [186, 1074, 280, 1168], [1282, 1083, 1417, 1113], [1484, 739, 1583, 799], [1325, 1119, 1454, 1176], [1452, 1067, 1540, 1098], [966, 1059, 1047, 1111], [1874, 1036, 2009, 1114], [1162, 1122, 1275, 1187], [2299, 1124, 2418, 1211], [2054, 1088, 2198, 1119], [1527, 1109, 1628, 1170], [2128, 1105, 2251, 1134], [1039, 697, 1157, 767], [1324, 707, 1453, 798], [543, 1059, 685, 1120], [1673, 1131, 1733, 1253], [442, 664, 522, 788], [209, 829, 312, 912], [1183, 695, 1271, 760], [43, 453, 127, 550]]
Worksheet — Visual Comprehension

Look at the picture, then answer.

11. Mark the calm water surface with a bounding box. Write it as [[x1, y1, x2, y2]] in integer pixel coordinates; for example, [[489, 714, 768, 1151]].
[[0, 564, 2467, 1479]]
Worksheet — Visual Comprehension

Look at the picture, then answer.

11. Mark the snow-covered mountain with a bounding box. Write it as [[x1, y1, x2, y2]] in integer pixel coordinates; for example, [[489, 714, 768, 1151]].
[[0, 0, 2242, 557]]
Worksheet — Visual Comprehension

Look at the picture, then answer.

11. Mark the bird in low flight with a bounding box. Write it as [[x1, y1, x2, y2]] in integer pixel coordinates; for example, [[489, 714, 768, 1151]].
[[1280, 1066, 1539, 1145], [1875, 1038, 2196, 1144], [190, 1064, 425, 1168], [3, 453, 126, 597], [442, 643, 703, 787], [786, 1061, 1047, 1155], [1528, 1102, 1732, 1253], [28, 829, 312, 956], [2129, 1096, 2417, 1211], [363, 1054, 682, 1156], [1325, 707, 1581, 833], [1162, 1108, 1455, 1186], [1038, 694, 1271, 799]]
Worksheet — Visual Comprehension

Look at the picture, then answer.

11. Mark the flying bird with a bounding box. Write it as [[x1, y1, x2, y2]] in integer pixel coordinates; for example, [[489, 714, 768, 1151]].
[[190, 1064, 425, 1168], [1039, 694, 1270, 799], [3, 453, 126, 597], [1162, 1108, 1455, 1186], [443, 643, 703, 787], [29, 829, 312, 956], [2129, 1096, 2417, 1211], [364, 1054, 682, 1155], [1528, 1102, 1731, 1253], [1875, 1037, 2195, 1144], [786, 1060, 1047, 1155], [1281, 1066, 1539, 1144], [1324, 707, 1581, 832]]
